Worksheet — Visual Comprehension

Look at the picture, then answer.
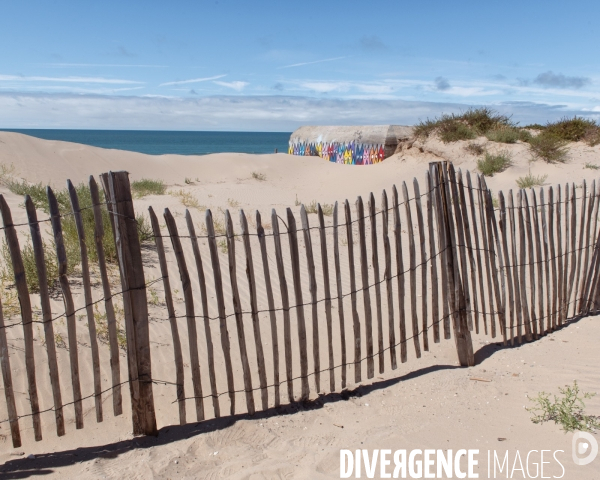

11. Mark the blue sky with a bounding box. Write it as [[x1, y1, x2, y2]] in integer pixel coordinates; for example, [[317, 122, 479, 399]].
[[1, 0, 599, 130]]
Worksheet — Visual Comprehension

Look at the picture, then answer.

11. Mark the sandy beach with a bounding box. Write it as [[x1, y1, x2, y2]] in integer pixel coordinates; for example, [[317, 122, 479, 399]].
[[0, 131, 598, 479]]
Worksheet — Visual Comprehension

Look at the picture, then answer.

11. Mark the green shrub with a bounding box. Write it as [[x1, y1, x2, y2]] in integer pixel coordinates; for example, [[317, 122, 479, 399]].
[[545, 116, 598, 143], [414, 107, 515, 143], [131, 179, 166, 198], [523, 123, 546, 131], [584, 162, 600, 170], [527, 381, 600, 432], [528, 132, 568, 163], [477, 150, 512, 176], [486, 127, 532, 144], [516, 173, 548, 189]]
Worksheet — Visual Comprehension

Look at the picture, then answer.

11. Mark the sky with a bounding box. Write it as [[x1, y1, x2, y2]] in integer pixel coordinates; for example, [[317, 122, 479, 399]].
[[1, 0, 599, 131]]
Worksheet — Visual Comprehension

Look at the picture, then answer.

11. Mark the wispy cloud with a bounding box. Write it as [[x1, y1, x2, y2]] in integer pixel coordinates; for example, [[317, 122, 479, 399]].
[[434, 76, 451, 91], [159, 74, 226, 87], [0, 74, 143, 84], [277, 56, 347, 69], [214, 80, 248, 91], [42, 63, 168, 68]]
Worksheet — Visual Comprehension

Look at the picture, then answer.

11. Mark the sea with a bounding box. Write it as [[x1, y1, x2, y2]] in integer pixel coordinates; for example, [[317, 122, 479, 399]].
[[0, 129, 291, 156]]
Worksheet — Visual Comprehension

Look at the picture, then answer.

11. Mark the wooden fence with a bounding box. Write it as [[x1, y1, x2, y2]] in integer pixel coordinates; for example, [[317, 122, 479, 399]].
[[1, 162, 599, 447]]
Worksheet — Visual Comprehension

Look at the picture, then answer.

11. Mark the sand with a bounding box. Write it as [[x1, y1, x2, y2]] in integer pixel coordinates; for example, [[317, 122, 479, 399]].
[[0, 131, 598, 478]]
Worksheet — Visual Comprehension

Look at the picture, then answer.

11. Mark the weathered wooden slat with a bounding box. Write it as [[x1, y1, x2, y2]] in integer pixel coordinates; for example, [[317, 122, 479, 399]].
[[522, 190, 537, 338], [498, 191, 515, 344], [67, 180, 103, 422], [431, 166, 451, 339], [368, 193, 385, 373], [356, 196, 374, 377], [299, 206, 321, 392], [590, 181, 600, 310], [466, 171, 487, 335], [401, 182, 421, 358], [46, 187, 84, 430], [560, 184, 570, 323], [106, 171, 157, 435], [205, 209, 236, 413], [517, 191, 532, 341], [0, 287, 21, 447], [508, 190, 524, 343], [271, 209, 294, 401], [332, 203, 347, 388], [480, 175, 507, 343], [164, 208, 204, 421], [89, 176, 122, 416], [224, 210, 256, 413], [475, 175, 495, 335], [391, 186, 408, 362], [381, 190, 397, 366], [425, 173, 440, 343], [556, 185, 564, 327], [578, 181, 596, 314], [149, 207, 186, 424], [185, 210, 219, 418], [317, 205, 335, 391], [438, 163, 473, 366], [25, 196, 65, 436], [256, 211, 281, 405], [548, 187, 558, 329], [456, 170, 479, 333], [540, 188, 552, 332], [240, 209, 269, 409], [0, 196, 43, 440], [530, 189, 545, 335], [565, 184, 577, 320], [344, 200, 363, 380], [573, 180, 588, 316], [413, 179, 429, 350], [286, 208, 310, 399], [447, 165, 473, 331]]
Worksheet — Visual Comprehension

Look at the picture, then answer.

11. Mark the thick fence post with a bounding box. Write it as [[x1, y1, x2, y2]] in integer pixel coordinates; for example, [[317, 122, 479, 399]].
[[103, 170, 157, 436], [432, 162, 474, 366]]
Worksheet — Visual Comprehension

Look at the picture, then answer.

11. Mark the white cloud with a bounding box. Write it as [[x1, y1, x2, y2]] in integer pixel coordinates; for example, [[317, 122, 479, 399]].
[[159, 74, 227, 87], [0, 74, 142, 84], [0, 92, 595, 131], [213, 81, 248, 91]]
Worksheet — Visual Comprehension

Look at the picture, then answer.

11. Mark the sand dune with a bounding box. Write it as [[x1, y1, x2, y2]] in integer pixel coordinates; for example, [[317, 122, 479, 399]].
[[0, 131, 598, 479]]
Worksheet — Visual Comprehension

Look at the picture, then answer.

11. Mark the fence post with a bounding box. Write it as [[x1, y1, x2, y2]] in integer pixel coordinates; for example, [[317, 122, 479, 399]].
[[432, 162, 474, 366], [102, 170, 157, 436]]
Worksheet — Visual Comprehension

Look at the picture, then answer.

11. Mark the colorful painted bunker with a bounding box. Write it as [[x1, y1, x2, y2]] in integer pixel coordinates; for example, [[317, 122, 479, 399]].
[[288, 125, 413, 165]]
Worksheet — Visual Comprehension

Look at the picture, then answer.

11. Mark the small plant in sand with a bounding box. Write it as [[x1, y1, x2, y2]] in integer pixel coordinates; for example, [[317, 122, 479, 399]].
[[584, 162, 600, 170], [464, 143, 485, 156], [527, 381, 600, 432], [227, 198, 241, 208], [130, 178, 166, 198], [477, 150, 512, 176], [0, 163, 16, 185], [516, 173, 548, 189], [135, 213, 154, 243], [171, 189, 206, 210], [54, 332, 67, 349], [302, 200, 335, 216], [528, 133, 568, 163], [251, 171, 267, 181], [94, 303, 127, 350], [148, 288, 161, 306], [218, 239, 228, 254], [201, 216, 227, 237], [184, 177, 193, 185]]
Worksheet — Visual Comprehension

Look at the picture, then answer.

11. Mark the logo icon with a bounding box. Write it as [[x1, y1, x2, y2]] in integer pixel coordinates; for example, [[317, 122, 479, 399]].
[[572, 432, 598, 466]]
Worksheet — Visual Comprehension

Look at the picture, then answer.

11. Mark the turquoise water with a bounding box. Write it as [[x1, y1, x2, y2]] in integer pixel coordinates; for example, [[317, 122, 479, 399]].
[[0, 129, 291, 156]]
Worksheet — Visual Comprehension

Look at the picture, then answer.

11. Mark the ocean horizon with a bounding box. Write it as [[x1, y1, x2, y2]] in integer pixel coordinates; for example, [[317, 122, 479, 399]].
[[0, 129, 292, 156]]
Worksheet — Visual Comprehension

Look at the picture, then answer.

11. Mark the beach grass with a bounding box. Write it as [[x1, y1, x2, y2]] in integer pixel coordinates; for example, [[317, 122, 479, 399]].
[[131, 178, 167, 197], [528, 133, 568, 163], [516, 173, 548, 189], [477, 150, 512, 176]]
